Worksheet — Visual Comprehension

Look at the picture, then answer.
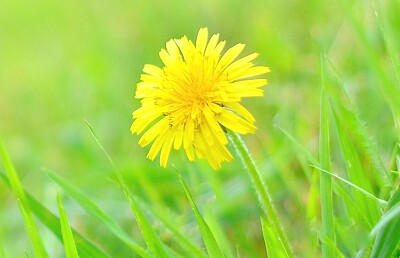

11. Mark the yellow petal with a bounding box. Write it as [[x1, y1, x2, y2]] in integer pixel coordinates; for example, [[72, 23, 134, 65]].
[[217, 43, 245, 71], [160, 130, 175, 167], [217, 109, 256, 134], [196, 27, 208, 53], [138, 117, 169, 147]]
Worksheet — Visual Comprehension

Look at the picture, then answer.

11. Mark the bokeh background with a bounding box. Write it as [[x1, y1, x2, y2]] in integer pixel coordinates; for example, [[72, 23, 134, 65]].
[[1, 0, 399, 257]]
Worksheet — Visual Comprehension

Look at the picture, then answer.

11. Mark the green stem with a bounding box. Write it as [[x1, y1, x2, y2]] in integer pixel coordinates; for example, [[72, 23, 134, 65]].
[[227, 130, 293, 257]]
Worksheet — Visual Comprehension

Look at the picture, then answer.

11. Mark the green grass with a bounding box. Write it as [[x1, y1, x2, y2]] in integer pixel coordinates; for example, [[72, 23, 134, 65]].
[[1, 0, 400, 257]]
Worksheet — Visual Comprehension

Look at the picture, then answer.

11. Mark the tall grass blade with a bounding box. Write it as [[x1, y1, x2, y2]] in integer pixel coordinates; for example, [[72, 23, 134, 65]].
[[275, 125, 320, 167], [175, 169, 225, 258], [370, 188, 400, 258], [140, 200, 207, 258], [319, 81, 335, 256], [227, 130, 293, 257], [311, 166, 386, 206], [261, 217, 288, 258], [57, 193, 79, 258], [331, 109, 381, 227], [85, 120, 169, 258], [204, 209, 235, 258], [47, 170, 149, 257], [0, 171, 110, 258], [0, 140, 48, 258], [323, 56, 389, 186]]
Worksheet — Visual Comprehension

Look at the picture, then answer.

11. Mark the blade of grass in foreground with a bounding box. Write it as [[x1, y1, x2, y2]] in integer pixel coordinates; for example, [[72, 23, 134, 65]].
[[85, 120, 170, 258], [331, 107, 381, 227], [370, 187, 400, 258], [57, 193, 79, 258], [324, 56, 388, 187], [311, 166, 387, 207], [47, 170, 149, 257], [227, 130, 293, 258], [261, 217, 288, 258], [0, 140, 48, 258], [174, 169, 225, 258], [140, 200, 207, 258], [319, 85, 335, 258], [0, 172, 110, 258]]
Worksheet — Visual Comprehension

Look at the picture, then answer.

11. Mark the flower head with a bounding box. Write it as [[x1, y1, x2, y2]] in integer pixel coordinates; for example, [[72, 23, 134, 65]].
[[131, 28, 270, 169]]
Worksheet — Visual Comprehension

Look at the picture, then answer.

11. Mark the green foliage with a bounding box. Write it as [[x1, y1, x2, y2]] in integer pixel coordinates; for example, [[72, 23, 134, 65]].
[[175, 170, 225, 258], [1, 0, 400, 257], [0, 141, 48, 258], [57, 193, 79, 258]]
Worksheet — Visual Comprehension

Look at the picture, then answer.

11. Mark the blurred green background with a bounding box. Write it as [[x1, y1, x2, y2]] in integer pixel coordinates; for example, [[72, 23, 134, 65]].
[[1, 0, 399, 257]]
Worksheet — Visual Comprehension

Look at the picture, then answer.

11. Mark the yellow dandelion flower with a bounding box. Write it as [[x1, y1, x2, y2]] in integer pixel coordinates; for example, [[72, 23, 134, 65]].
[[131, 27, 270, 170]]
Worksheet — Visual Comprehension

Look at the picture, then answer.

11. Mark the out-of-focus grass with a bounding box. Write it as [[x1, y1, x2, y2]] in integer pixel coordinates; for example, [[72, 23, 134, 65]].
[[1, 0, 400, 257]]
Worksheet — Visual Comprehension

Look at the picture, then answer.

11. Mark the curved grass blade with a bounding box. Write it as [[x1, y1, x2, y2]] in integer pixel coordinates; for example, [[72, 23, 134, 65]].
[[57, 193, 79, 258], [0, 171, 110, 258], [261, 217, 288, 258], [174, 169, 225, 258], [323, 56, 389, 187], [370, 188, 400, 258], [85, 120, 170, 258], [311, 165, 387, 207], [227, 130, 293, 257], [47, 170, 149, 257], [275, 125, 320, 167], [0, 140, 48, 258], [127, 193, 170, 258], [139, 200, 207, 258]]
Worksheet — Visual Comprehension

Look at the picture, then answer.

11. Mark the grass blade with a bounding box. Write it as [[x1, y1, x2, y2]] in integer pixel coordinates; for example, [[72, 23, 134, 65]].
[[140, 200, 207, 258], [0, 172, 110, 258], [57, 193, 79, 258], [275, 125, 320, 167], [331, 108, 381, 227], [311, 165, 386, 206], [0, 140, 48, 258], [47, 170, 149, 257], [175, 169, 225, 258], [319, 83, 335, 256], [370, 188, 400, 258], [261, 217, 288, 258], [85, 120, 169, 258], [227, 130, 293, 257]]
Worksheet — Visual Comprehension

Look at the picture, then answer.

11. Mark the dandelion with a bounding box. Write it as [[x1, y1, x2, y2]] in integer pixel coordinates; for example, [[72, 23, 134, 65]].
[[131, 27, 270, 169]]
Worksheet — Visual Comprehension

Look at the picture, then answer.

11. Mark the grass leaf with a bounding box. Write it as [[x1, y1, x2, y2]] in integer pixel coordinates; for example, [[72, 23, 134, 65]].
[[85, 120, 169, 258], [311, 165, 387, 207], [175, 169, 225, 258], [57, 193, 79, 258], [0, 140, 48, 258], [319, 77, 336, 257], [261, 217, 289, 258], [370, 188, 400, 257], [227, 130, 293, 257], [140, 200, 207, 258], [47, 170, 149, 257], [0, 171, 110, 258]]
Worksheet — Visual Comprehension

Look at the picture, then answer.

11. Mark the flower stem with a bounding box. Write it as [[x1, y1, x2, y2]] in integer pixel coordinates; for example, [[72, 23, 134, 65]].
[[227, 130, 293, 257]]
